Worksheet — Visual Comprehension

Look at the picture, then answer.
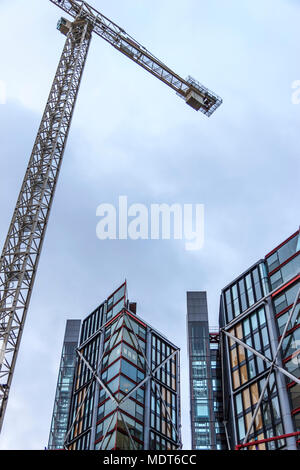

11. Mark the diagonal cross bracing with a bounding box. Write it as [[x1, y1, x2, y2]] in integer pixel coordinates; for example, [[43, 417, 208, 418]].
[[64, 314, 123, 447], [65, 310, 181, 449], [242, 284, 300, 446], [223, 329, 300, 385], [221, 283, 300, 448]]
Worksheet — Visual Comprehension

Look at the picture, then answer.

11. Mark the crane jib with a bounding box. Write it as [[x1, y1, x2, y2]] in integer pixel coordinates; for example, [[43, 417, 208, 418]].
[[51, 0, 222, 116]]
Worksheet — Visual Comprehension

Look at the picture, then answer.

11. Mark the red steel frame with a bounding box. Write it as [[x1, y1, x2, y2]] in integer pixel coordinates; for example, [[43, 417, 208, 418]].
[[268, 252, 300, 278], [265, 231, 299, 259], [235, 431, 300, 450], [271, 274, 300, 298]]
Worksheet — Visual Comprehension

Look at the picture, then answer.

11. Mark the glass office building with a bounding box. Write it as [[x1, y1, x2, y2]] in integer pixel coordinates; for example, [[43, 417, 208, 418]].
[[50, 282, 181, 450], [266, 232, 300, 439], [48, 319, 81, 450], [219, 230, 300, 450], [187, 291, 226, 450]]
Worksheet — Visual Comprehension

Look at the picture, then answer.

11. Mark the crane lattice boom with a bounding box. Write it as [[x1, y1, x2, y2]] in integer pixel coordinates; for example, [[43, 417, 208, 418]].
[[51, 0, 222, 116], [0, 0, 222, 434], [0, 16, 92, 433]]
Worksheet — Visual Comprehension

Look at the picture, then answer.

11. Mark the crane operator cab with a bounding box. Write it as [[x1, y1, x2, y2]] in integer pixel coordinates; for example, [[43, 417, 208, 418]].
[[57, 17, 72, 36], [185, 89, 207, 111]]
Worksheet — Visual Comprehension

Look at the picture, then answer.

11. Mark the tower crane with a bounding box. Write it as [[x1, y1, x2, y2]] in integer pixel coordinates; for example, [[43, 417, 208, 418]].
[[0, 0, 222, 433]]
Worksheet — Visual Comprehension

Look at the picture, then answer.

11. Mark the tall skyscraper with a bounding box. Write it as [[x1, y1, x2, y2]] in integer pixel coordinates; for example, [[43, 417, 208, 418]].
[[48, 319, 81, 450], [49, 282, 181, 450], [187, 291, 226, 450], [219, 229, 300, 450]]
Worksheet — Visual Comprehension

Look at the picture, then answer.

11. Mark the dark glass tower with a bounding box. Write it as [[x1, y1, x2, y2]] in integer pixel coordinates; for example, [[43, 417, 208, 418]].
[[187, 291, 226, 450], [50, 282, 181, 450], [48, 319, 81, 450]]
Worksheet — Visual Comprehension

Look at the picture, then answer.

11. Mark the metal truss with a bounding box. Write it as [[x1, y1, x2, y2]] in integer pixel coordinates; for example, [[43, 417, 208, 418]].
[[50, 0, 222, 116], [221, 283, 300, 449], [64, 310, 181, 450], [0, 16, 93, 432]]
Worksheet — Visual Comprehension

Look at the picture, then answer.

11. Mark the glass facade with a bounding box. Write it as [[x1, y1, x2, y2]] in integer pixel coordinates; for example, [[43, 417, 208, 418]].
[[150, 333, 179, 450], [266, 232, 300, 442], [94, 312, 147, 450], [234, 372, 284, 449], [187, 292, 226, 450], [48, 319, 81, 450], [266, 233, 300, 442], [224, 263, 268, 323], [266, 232, 300, 275], [209, 333, 226, 449], [63, 282, 181, 450], [228, 306, 271, 390], [220, 230, 300, 450], [227, 306, 284, 449]]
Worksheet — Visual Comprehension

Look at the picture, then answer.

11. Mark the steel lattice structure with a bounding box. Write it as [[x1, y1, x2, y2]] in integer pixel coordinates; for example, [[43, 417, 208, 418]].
[[0, 0, 221, 433], [0, 16, 93, 432], [50, 0, 223, 116]]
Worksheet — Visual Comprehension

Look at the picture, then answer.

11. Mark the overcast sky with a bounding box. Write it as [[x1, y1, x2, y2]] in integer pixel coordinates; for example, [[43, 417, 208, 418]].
[[0, 0, 299, 450]]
